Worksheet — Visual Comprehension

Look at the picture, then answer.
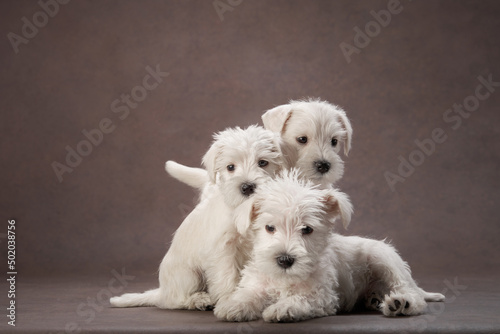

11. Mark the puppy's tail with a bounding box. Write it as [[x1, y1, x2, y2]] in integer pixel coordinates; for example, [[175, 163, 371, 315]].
[[165, 161, 209, 190], [110, 288, 160, 308], [421, 289, 446, 302]]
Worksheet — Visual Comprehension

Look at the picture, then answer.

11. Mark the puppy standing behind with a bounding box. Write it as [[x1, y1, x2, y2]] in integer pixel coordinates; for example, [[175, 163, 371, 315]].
[[214, 171, 445, 322], [262, 98, 352, 188], [166, 98, 352, 190], [110, 125, 283, 310]]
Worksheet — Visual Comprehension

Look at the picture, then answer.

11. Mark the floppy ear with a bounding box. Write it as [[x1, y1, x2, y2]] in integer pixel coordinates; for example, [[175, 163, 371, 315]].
[[321, 189, 353, 229], [270, 134, 287, 170], [337, 110, 353, 156], [261, 104, 293, 134], [201, 138, 223, 184]]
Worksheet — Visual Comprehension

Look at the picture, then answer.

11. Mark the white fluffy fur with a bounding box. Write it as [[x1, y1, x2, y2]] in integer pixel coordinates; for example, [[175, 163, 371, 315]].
[[110, 125, 283, 309], [262, 98, 352, 188], [165, 98, 352, 190], [165, 161, 209, 190], [214, 171, 445, 322]]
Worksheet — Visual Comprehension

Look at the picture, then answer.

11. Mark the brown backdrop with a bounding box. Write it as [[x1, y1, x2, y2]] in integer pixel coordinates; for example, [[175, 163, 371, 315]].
[[1, 0, 499, 284]]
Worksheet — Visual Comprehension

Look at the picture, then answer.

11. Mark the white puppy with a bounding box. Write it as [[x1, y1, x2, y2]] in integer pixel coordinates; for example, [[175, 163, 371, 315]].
[[214, 171, 445, 322], [165, 98, 352, 190], [110, 125, 283, 310], [262, 98, 352, 188]]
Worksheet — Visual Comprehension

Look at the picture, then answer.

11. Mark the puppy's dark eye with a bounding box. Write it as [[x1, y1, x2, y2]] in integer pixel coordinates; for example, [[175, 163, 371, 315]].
[[301, 226, 313, 235], [258, 160, 269, 167], [227, 164, 235, 172], [331, 138, 338, 147], [297, 136, 308, 144], [265, 225, 275, 234]]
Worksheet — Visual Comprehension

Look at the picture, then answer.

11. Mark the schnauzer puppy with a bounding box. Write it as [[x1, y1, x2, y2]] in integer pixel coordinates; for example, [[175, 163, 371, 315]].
[[214, 171, 444, 322], [262, 98, 352, 188], [165, 98, 352, 191], [110, 125, 283, 310]]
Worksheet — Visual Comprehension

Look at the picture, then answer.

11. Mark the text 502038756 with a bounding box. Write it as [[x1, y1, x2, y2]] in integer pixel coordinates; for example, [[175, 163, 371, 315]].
[[7, 219, 16, 327]]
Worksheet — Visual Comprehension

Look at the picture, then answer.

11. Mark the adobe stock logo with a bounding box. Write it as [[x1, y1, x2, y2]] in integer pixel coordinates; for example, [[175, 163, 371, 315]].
[[339, 0, 409, 64], [213, 0, 243, 22], [51, 64, 169, 183], [384, 73, 499, 192], [7, 0, 70, 54]]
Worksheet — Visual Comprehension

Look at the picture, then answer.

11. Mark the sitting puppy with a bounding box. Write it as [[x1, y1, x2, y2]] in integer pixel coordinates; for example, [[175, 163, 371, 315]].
[[166, 98, 352, 191], [110, 125, 283, 310], [214, 171, 445, 322]]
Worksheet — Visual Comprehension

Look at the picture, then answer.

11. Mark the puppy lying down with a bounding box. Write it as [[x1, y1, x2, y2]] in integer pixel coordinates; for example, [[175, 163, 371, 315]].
[[214, 171, 445, 322]]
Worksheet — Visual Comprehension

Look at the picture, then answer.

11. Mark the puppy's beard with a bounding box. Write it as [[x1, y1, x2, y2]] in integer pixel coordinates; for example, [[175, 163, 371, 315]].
[[254, 243, 316, 282], [295, 152, 344, 188], [270, 256, 315, 283], [219, 174, 270, 208], [219, 178, 252, 208]]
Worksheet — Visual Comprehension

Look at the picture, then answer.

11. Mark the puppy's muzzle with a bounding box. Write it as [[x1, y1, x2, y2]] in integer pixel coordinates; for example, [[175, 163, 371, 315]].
[[277, 254, 295, 269], [314, 161, 331, 174], [240, 182, 256, 197]]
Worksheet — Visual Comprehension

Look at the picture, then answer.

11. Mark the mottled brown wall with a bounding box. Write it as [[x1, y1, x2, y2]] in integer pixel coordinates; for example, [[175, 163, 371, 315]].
[[1, 0, 499, 278]]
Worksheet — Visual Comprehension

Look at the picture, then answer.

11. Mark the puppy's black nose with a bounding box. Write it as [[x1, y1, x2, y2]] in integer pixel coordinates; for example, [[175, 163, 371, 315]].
[[277, 255, 295, 269], [240, 183, 256, 197], [314, 161, 331, 174]]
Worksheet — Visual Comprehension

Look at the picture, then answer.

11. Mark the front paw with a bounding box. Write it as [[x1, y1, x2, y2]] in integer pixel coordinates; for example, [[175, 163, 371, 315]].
[[214, 298, 260, 322], [381, 292, 426, 316], [263, 303, 296, 322], [262, 302, 334, 323], [185, 292, 213, 311]]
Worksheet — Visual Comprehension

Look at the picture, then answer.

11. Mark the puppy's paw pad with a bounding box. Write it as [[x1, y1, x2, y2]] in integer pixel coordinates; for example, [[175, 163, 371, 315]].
[[382, 293, 425, 317], [388, 299, 402, 312], [365, 291, 384, 310]]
